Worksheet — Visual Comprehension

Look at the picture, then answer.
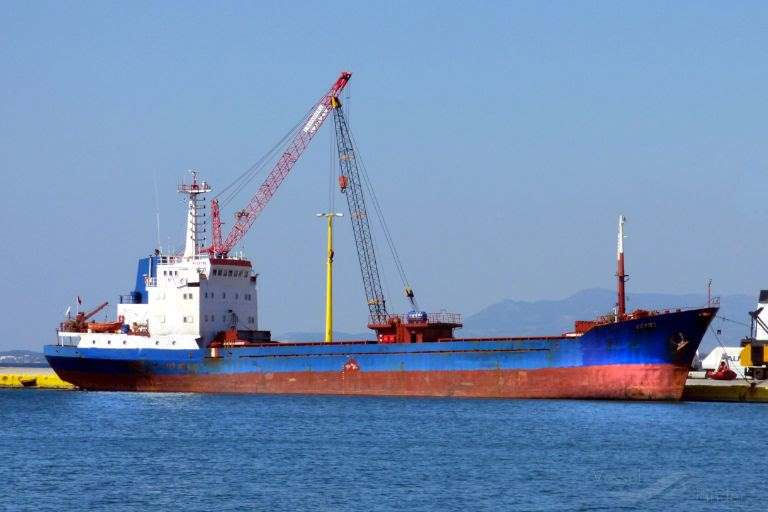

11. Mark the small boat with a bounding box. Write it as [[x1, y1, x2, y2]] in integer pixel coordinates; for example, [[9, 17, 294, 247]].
[[87, 321, 123, 333]]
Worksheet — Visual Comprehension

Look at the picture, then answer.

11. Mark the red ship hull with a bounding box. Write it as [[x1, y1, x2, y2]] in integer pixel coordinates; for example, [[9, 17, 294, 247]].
[[52, 363, 690, 400]]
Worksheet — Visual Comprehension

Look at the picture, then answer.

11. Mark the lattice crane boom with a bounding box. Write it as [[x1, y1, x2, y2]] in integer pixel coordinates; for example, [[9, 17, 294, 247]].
[[208, 71, 352, 257], [332, 100, 388, 323]]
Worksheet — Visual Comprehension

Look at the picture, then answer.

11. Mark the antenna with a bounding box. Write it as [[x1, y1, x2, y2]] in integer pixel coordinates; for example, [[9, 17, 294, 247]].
[[153, 170, 161, 252]]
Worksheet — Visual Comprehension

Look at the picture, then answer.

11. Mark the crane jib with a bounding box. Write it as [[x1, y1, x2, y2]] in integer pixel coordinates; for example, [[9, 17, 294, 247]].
[[332, 104, 388, 322], [209, 71, 352, 256], [303, 104, 329, 134]]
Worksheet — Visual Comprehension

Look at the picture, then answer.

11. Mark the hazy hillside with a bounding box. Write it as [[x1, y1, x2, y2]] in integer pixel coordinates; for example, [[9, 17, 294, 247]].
[[278, 289, 754, 355], [0, 350, 48, 366], [462, 288, 754, 353]]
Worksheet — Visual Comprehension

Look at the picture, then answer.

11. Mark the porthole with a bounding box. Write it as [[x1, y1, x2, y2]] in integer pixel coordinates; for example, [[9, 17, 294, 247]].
[[123, 340, 127, 345], [172, 340, 176, 346], [155, 340, 160, 346], [107, 340, 111, 345], [92, 340, 95, 345]]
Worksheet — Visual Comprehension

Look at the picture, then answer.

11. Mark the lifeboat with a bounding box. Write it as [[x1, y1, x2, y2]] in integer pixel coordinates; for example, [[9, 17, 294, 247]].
[[87, 321, 123, 333]]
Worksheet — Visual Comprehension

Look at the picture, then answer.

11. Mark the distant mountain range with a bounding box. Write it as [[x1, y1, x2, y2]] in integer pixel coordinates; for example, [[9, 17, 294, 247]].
[[0, 350, 48, 366], [461, 288, 754, 352], [278, 288, 756, 353], [4, 289, 755, 363]]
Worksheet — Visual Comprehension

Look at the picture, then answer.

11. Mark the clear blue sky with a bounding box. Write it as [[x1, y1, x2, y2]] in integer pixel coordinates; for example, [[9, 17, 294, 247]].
[[1, 1, 766, 351]]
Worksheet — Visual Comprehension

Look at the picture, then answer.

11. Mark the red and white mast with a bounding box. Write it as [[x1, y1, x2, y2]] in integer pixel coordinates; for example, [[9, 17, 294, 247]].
[[616, 215, 627, 318]]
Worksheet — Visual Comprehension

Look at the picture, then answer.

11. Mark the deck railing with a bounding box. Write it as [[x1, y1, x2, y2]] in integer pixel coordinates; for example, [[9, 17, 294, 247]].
[[152, 254, 249, 265], [370, 312, 463, 325]]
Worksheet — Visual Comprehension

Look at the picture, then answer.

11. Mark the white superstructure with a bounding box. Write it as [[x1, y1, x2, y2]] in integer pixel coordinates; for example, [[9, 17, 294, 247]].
[[57, 174, 262, 350]]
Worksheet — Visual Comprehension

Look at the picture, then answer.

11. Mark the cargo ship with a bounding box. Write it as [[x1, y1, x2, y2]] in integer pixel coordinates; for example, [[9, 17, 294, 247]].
[[44, 72, 716, 400], [43, 184, 715, 399]]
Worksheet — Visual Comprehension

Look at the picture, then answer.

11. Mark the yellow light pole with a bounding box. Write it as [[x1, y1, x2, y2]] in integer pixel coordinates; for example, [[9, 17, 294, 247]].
[[317, 212, 343, 343]]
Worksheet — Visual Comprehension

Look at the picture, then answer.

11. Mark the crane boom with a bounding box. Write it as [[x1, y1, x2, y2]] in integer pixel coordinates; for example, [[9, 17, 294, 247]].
[[331, 100, 388, 323], [83, 301, 109, 321], [210, 71, 352, 257]]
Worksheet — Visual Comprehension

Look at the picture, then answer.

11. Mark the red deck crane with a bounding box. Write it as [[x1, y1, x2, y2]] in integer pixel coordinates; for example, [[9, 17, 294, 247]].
[[60, 301, 109, 333], [206, 71, 352, 257]]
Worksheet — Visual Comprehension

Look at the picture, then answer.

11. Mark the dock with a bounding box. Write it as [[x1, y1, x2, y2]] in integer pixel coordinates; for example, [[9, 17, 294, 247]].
[[0, 367, 74, 390], [683, 378, 768, 403]]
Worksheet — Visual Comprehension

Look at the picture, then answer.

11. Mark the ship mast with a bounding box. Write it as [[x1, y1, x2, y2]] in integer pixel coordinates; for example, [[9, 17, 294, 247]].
[[616, 215, 627, 318], [178, 170, 212, 258]]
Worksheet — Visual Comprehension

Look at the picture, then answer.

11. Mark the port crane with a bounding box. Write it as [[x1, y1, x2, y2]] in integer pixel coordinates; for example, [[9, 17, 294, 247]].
[[205, 71, 352, 257], [200, 70, 460, 342], [330, 99, 461, 341]]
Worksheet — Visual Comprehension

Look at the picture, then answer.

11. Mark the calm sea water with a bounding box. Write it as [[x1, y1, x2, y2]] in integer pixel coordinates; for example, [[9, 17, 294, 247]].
[[0, 390, 763, 511]]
